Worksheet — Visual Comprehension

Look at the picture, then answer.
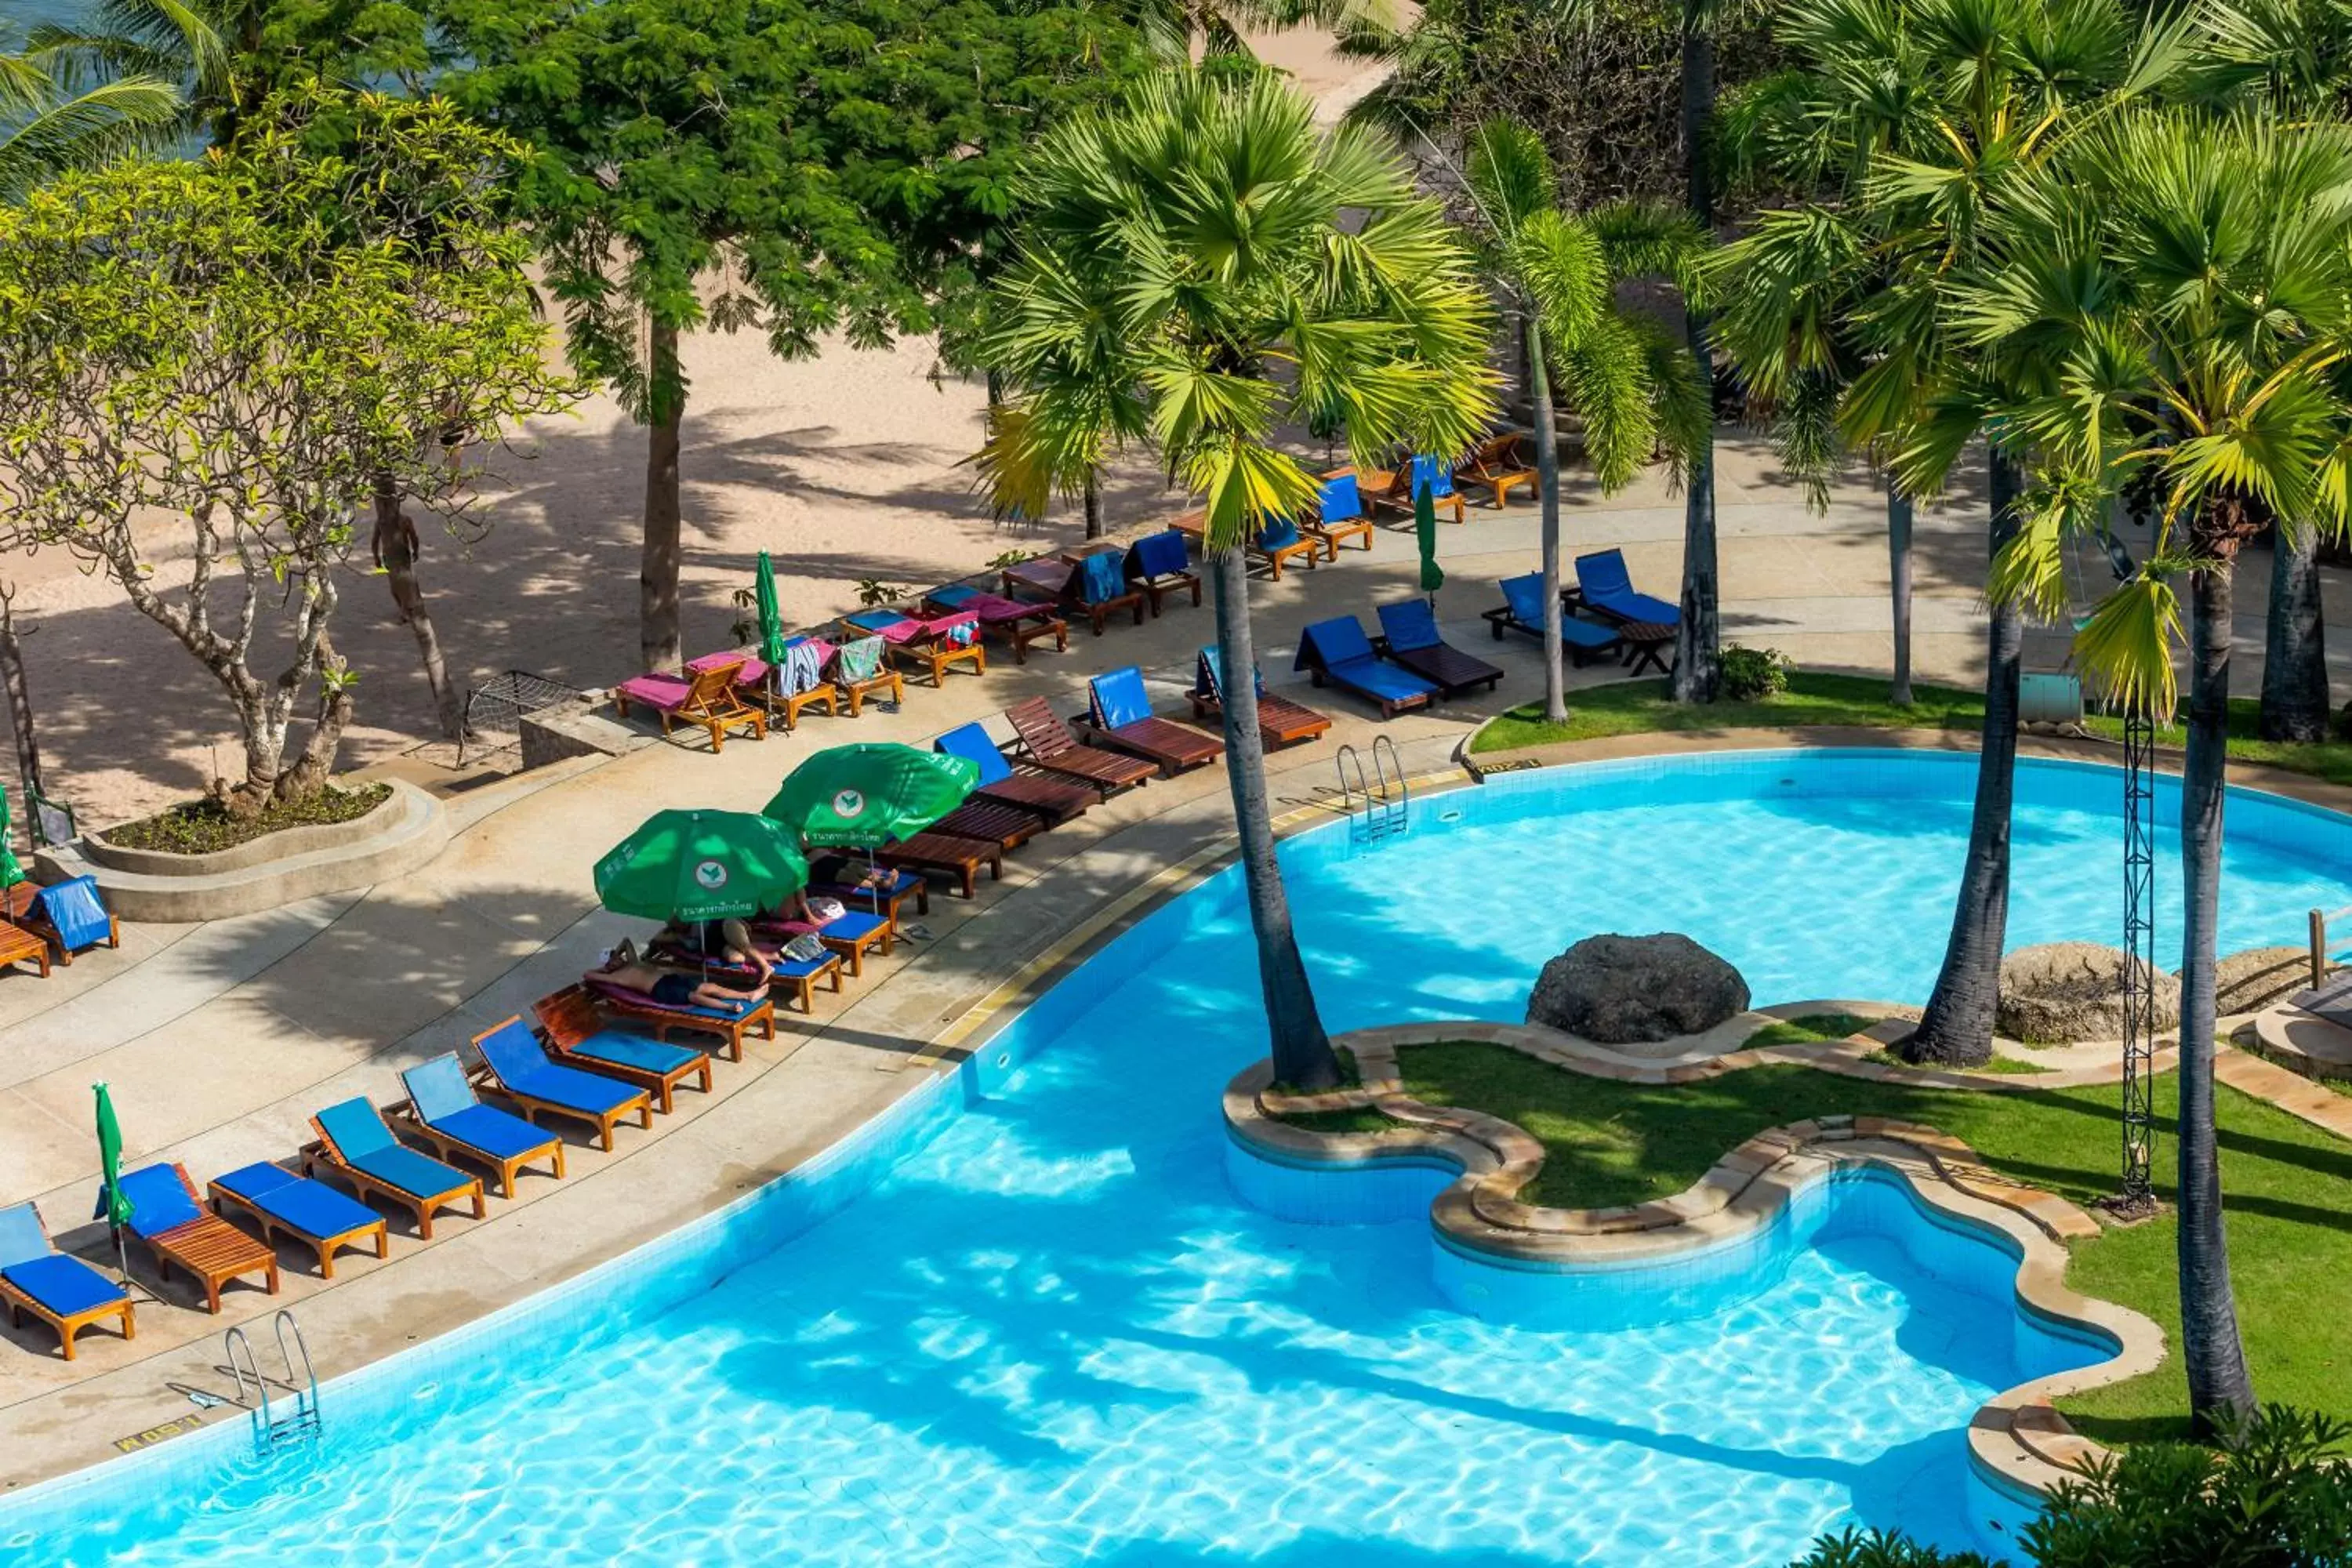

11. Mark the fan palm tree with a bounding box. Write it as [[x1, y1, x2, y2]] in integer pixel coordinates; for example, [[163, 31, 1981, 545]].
[[1958, 108, 2352, 1432], [977, 69, 1498, 1091], [1461, 117, 1710, 723], [0, 17, 194, 201], [1707, 0, 2170, 1067]]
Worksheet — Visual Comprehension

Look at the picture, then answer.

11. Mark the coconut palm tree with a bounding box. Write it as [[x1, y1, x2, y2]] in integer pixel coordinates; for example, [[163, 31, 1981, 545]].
[[1958, 108, 2352, 1432], [1461, 117, 1710, 723], [1706, 0, 2169, 1067], [977, 69, 1497, 1091], [0, 18, 194, 201]]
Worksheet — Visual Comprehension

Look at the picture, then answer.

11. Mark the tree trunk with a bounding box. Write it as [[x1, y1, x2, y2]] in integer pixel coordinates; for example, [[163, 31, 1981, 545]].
[[1889, 485, 1915, 707], [1529, 318, 1568, 724], [640, 319, 687, 673], [1212, 546, 1340, 1092], [276, 633, 354, 804], [1083, 470, 1104, 541], [2259, 521, 2328, 742], [0, 583, 45, 816], [2180, 557, 2259, 1432], [372, 471, 466, 742], [1903, 449, 2026, 1068], [1671, 17, 1721, 704]]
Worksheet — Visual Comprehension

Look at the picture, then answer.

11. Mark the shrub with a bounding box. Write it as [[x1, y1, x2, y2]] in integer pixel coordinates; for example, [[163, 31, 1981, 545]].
[[1721, 644, 1794, 701], [854, 577, 903, 608]]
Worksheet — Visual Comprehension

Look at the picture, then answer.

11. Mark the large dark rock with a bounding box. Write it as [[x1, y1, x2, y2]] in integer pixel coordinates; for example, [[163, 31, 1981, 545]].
[[1526, 933, 1751, 1044], [1998, 942, 2180, 1044]]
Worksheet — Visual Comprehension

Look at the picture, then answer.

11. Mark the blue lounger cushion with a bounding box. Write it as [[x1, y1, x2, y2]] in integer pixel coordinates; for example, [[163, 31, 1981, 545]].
[[843, 608, 906, 633], [927, 583, 980, 609], [935, 722, 1014, 786], [1127, 531, 1189, 581], [773, 951, 837, 982], [1498, 575, 1619, 648], [477, 1022, 644, 1116], [35, 877, 112, 953], [1409, 453, 1455, 499], [314, 1098, 474, 1199], [1090, 666, 1154, 731], [1294, 618, 1439, 705], [1195, 646, 1268, 702], [1319, 474, 1364, 521], [213, 1163, 381, 1239], [401, 1055, 554, 1162], [565, 1029, 702, 1078], [1258, 517, 1306, 553], [1074, 550, 1127, 606], [818, 911, 887, 945], [3, 1251, 126, 1318], [115, 1164, 204, 1239], [1376, 599, 1443, 652], [1575, 550, 1680, 624]]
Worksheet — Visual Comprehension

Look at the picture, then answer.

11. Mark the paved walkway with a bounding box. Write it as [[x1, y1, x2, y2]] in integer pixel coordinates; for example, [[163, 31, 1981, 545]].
[[3, 437, 2348, 1490]]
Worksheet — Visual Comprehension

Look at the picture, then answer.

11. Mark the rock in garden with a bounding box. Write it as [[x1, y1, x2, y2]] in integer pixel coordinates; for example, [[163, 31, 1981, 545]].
[[2199, 946, 2322, 1015], [1526, 933, 1751, 1044], [1997, 942, 2181, 1044]]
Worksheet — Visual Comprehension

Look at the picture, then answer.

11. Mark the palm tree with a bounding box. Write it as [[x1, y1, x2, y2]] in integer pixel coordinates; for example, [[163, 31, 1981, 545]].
[[0, 17, 195, 201], [978, 69, 1497, 1091], [1707, 0, 2165, 1067], [1671, 0, 1731, 703], [1460, 118, 1710, 723], [1962, 109, 2352, 1433]]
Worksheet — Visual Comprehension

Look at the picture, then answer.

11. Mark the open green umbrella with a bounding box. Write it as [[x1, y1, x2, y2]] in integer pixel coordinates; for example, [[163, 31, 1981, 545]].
[[1414, 472, 1446, 597], [593, 809, 809, 924], [764, 744, 978, 850], [93, 1082, 131, 1278], [755, 550, 786, 670]]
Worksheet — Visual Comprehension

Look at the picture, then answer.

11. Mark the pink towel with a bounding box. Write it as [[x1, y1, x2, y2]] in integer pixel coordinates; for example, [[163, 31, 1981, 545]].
[[688, 651, 768, 684]]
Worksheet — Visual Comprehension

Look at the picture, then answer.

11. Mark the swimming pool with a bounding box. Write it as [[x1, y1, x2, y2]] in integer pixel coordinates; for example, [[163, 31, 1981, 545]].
[[10, 750, 2350, 1565]]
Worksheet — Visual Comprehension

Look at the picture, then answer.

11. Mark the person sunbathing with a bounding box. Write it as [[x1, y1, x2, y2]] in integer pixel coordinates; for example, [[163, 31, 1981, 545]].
[[656, 916, 776, 987], [594, 940, 762, 1010]]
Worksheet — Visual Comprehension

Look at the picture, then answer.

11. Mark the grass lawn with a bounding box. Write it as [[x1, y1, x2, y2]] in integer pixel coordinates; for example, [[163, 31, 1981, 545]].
[[1744, 1012, 1881, 1047], [1470, 670, 2352, 788], [1286, 1041, 2352, 1443]]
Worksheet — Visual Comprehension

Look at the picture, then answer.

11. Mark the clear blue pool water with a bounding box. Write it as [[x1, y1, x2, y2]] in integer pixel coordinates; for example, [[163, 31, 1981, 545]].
[[12, 751, 2351, 1566]]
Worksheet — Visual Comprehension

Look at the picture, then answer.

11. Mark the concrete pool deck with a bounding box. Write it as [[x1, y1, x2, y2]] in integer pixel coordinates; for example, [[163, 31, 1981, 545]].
[[5, 445, 2352, 1495]]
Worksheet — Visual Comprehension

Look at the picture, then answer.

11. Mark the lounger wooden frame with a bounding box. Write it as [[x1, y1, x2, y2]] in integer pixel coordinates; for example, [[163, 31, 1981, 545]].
[[390, 1097, 567, 1197], [586, 981, 776, 1058], [1358, 466, 1468, 525], [933, 797, 1048, 852], [0, 917, 51, 978], [133, 1163, 280, 1312], [530, 993, 713, 1115], [1073, 711, 1223, 778], [1454, 434, 1537, 509], [465, 1044, 652, 1155], [207, 1171, 388, 1279], [763, 677, 840, 731], [1299, 513, 1374, 558], [1187, 687, 1331, 750], [0, 1245, 133, 1361], [1170, 512, 1321, 581], [612, 659, 768, 752], [834, 662, 906, 717], [1003, 699, 1156, 795], [922, 591, 1069, 663], [843, 832, 1003, 898], [301, 1120, 486, 1240], [4, 882, 118, 967]]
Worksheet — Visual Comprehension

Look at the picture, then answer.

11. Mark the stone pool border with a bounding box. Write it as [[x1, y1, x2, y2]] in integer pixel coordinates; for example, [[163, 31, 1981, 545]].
[[1222, 1018, 2172, 1512]]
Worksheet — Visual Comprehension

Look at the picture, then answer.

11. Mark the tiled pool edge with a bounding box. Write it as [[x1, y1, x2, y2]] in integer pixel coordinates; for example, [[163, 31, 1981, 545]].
[[1221, 1021, 2170, 1526]]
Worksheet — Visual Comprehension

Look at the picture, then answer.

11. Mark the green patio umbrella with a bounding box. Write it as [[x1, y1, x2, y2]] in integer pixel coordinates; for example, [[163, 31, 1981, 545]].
[[763, 744, 978, 851], [1414, 472, 1446, 598], [754, 550, 786, 670], [93, 1082, 132, 1279], [0, 785, 23, 889], [593, 809, 809, 924]]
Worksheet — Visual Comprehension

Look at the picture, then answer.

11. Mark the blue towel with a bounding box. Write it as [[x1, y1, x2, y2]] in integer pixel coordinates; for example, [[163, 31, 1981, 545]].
[[214, 1162, 382, 1239], [565, 1029, 700, 1077], [1090, 666, 1153, 731], [115, 1165, 202, 1237], [2, 1252, 125, 1317], [1410, 453, 1454, 499], [34, 877, 111, 952], [935, 722, 1014, 786], [1259, 518, 1305, 553], [478, 1025, 641, 1116], [1319, 474, 1364, 522], [1127, 531, 1189, 581], [1377, 599, 1443, 653], [1076, 551, 1127, 606]]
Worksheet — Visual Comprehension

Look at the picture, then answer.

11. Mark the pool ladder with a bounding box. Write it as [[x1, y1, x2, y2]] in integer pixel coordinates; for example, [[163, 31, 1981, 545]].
[[226, 1309, 321, 1452], [1336, 735, 1410, 846]]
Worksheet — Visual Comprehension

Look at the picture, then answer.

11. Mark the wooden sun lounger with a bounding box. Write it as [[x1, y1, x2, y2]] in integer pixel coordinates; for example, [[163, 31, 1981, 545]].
[[125, 1164, 281, 1313], [1170, 510, 1321, 581], [1003, 697, 1157, 796], [532, 989, 713, 1114], [1359, 464, 1468, 524], [207, 1163, 388, 1279], [584, 976, 779, 1057], [923, 586, 1069, 662], [0, 914, 51, 978], [1454, 432, 1537, 509], [846, 832, 1004, 899], [0, 1203, 134, 1360], [1080, 713, 1223, 775], [611, 658, 768, 752], [932, 797, 1048, 851], [303, 1108, 486, 1242], [840, 612, 987, 687], [1188, 660, 1331, 750]]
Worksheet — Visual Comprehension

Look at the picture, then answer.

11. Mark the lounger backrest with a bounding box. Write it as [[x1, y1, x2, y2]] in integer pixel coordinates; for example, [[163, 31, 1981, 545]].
[[35, 877, 110, 949], [531, 993, 600, 1050], [935, 722, 1014, 786], [1410, 454, 1454, 499], [1259, 517, 1305, 552], [837, 636, 884, 684], [1377, 599, 1443, 652], [1196, 645, 1265, 701], [1319, 474, 1364, 522], [927, 583, 980, 610], [0, 1203, 49, 1268], [1501, 574, 1547, 626], [1004, 697, 1077, 758], [682, 660, 746, 713], [1295, 616, 1376, 672], [1128, 531, 1189, 581], [401, 1054, 478, 1125], [474, 1018, 550, 1091], [1576, 549, 1635, 602], [116, 1164, 201, 1235], [314, 1098, 396, 1160], [1090, 666, 1153, 730], [1075, 551, 1127, 607]]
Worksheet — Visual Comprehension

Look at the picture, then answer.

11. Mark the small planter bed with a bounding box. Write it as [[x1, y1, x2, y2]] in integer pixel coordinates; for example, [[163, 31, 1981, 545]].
[[101, 784, 393, 856]]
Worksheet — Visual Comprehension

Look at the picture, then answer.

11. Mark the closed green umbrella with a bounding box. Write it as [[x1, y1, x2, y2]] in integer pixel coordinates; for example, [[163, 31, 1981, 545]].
[[1414, 470, 1446, 597], [0, 786, 22, 889], [593, 809, 809, 924], [764, 744, 978, 850], [755, 550, 786, 670], [93, 1082, 131, 1279]]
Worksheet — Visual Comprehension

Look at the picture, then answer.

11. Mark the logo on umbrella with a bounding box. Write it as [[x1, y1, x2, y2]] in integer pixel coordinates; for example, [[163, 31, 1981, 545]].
[[694, 859, 730, 890], [832, 788, 866, 819]]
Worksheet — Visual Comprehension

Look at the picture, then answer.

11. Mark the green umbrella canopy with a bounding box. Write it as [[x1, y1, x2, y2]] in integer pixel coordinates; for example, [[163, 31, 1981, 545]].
[[94, 1082, 130, 1229], [755, 550, 786, 669], [0, 786, 21, 890], [1414, 471, 1446, 596], [593, 809, 809, 924], [764, 744, 978, 850]]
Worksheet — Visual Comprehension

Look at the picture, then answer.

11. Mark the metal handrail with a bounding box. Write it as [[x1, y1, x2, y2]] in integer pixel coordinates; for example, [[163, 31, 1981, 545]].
[[2309, 903, 2352, 989], [274, 1309, 318, 1425], [223, 1325, 270, 1435]]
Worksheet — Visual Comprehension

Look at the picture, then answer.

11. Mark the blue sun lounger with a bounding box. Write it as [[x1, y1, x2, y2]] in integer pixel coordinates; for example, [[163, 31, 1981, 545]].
[[1190, 647, 1331, 747], [397, 1053, 567, 1198], [115, 1163, 278, 1312], [1483, 574, 1624, 666], [1573, 549, 1680, 627], [307, 1097, 486, 1240], [935, 721, 1095, 824], [209, 1161, 388, 1277], [24, 875, 118, 965], [1294, 616, 1438, 718], [475, 1018, 655, 1152], [0, 1200, 132, 1360], [1374, 599, 1505, 698]]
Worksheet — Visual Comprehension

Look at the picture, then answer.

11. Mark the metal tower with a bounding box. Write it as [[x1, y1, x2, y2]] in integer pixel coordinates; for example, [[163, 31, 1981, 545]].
[[2118, 706, 2159, 1211]]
